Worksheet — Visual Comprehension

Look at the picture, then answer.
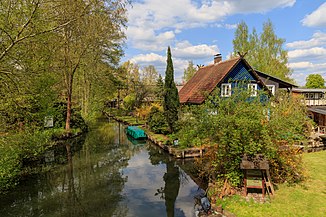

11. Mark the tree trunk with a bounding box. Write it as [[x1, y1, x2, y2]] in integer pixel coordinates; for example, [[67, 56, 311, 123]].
[[65, 74, 73, 131]]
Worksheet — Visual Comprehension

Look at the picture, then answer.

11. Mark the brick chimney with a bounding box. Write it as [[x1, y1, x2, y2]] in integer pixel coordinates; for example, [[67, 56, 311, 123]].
[[214, 53, 222, 64]]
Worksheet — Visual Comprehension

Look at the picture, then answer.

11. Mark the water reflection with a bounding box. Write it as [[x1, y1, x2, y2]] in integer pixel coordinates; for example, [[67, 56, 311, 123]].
[[0, 119, 205, 217]]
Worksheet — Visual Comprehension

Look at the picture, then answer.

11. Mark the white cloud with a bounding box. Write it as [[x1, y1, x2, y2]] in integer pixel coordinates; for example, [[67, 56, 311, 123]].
[[130, 53, 166, 65], [288, 61, 314, 69], [126, 27, 175, 51], [289, 61, 326, 86], [287, 31, 326, 86], [289, 61, 326, 71], [129, 52, 191, 82], [230, 0, 295, 14], [127, 0, 296, 52], [210, 23, 238, 29], [288, 47, 326, 60], [286, 32, 326, 49], [302, 2, 326, 27], [173, 40, 218, 59]]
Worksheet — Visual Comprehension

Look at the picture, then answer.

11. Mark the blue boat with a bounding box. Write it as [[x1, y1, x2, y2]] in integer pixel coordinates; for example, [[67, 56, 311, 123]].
[[125, 126, 147, 139]]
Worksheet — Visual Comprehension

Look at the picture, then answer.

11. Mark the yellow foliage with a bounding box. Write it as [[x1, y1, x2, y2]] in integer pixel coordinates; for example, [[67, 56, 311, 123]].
[[135, 103, 163, 120]]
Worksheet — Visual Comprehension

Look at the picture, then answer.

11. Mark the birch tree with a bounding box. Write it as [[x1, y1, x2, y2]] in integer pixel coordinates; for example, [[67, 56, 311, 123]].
[[233, 20, 293, 82]]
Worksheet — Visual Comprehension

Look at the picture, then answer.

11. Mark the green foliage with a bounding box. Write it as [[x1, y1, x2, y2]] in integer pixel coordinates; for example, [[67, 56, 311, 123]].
[[147, 107, 169, 134], [0, 141, 21, 192], [182, 61, 197, 83], [0, 130, 56, 192], [142, 65, 158, 85], [41, 102, 87, 132], [163, 47, 180, 133], [0, 0, 128, 131], [177, 88, 310, 186], [233, 20, 293, 83], [123, 94, 136, 112], [305, 74, 325, 88], [155, 74, 164, 101]]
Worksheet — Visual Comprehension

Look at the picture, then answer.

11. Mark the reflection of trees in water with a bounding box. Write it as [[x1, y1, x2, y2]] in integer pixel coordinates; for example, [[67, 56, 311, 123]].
[[52, 121, 140, 217], [0, 120, 138, 217], [148, 144, 185, 217]]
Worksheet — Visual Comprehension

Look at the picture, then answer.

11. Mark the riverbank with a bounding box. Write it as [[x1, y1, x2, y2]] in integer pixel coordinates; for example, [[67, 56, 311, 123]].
[[104, 112, 209, 159], [0, 128, 84, 193]]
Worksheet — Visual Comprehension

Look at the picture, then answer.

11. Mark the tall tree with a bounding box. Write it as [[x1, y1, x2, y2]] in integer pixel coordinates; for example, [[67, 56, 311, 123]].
[[163, 47, 179, 133], [233, 20, 293, 82], [305, 74, 325, 88], [232, 21, 250, 56], [155, 74, 164, 101], [182, 61, 197, 83], [0, 0, 65, 130], [142, 65, 158, 86], [51, 0, 127, 130]]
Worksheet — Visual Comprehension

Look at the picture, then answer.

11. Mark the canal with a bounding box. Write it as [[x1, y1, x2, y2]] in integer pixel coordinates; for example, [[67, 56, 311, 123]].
[[0, 118, 206, 217]]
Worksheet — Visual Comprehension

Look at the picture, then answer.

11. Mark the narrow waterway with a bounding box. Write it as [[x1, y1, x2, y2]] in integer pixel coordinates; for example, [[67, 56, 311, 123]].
[[0, 118, 206, 217]]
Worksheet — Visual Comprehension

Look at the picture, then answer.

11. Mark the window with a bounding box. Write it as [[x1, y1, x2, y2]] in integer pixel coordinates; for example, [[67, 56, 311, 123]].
[[319, 93, 324, 99], [305, 93, 309, 99], [266, 85, 275, 95], [248, 83, 257, 97], [221, 83, 232, 97]]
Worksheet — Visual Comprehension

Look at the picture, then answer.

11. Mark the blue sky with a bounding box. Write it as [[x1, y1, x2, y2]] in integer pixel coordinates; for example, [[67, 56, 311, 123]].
[[123, 0, 326, 86]]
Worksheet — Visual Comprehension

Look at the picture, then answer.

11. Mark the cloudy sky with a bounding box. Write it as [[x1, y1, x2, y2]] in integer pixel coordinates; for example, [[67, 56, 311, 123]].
[[122, 0, 326, 86]]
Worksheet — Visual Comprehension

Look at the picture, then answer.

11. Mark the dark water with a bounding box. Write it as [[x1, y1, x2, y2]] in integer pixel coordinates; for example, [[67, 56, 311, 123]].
[[0, 119, 205, 217]]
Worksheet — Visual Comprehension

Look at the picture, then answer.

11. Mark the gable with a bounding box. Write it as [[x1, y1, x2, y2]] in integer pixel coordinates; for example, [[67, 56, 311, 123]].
[[220, 60, 264, 91]]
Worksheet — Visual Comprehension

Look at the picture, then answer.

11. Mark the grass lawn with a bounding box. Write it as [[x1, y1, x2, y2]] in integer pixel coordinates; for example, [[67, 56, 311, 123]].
[[118, 116, 146, 126], [219, 150, 326, 217]]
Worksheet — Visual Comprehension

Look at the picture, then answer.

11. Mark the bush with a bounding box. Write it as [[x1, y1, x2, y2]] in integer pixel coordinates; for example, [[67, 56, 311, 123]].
[[123, 94, 136, 112], [0, 130, 55, 193], [147, 107, 169, 134], [52, 102, 88, 131], [178, 89, 311, 186]]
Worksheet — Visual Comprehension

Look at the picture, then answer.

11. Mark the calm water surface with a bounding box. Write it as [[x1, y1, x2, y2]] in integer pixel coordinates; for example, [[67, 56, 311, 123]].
[[0, 119, 205, 217]]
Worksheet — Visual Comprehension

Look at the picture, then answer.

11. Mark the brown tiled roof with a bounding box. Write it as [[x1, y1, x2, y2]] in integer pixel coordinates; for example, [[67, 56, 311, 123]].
[[179, 57, 241, 104]]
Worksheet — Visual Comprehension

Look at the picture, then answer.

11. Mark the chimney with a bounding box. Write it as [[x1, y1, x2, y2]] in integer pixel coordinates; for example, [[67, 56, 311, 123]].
[[214, 53, 222, 64]]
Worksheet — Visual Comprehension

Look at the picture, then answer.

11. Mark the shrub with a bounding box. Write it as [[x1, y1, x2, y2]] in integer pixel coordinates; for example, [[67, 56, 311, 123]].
[[123, 94, 136, 112], [178, 89, 311, 186], [147, 107, 169, 134]]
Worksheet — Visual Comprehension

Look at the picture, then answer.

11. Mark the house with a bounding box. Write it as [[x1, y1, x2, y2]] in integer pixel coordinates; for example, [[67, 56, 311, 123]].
[[179, 54, 296, 104], [292, 88, 326, 106], [255, 70, 298, 95], [291, 88, 326, 132]]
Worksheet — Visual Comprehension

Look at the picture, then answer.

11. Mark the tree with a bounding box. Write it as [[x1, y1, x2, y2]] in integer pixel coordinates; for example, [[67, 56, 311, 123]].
[[155, 74, 164, 101], [0, 0, 128, 131], [0, 0, 65, 131], [163, 47, 180, 133], [142, 65, 158, 86], [182, 61, 197, 83], [233, 20, 293, 82], [305, 74, 325, 88], [51, 0, 127, 131]]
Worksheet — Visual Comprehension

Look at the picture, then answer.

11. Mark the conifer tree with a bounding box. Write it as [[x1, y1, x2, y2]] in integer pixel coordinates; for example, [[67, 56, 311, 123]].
[[163, 47, 180, 133]]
